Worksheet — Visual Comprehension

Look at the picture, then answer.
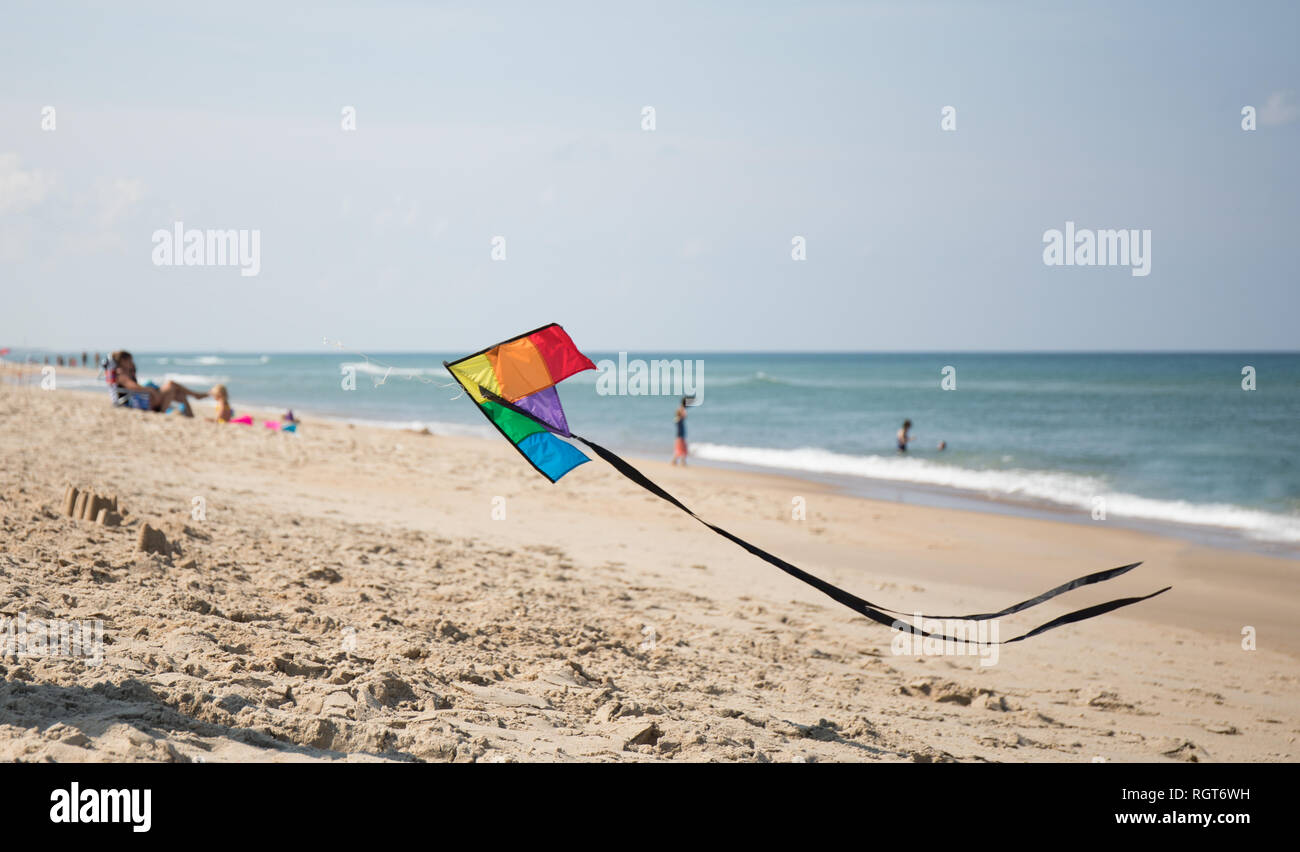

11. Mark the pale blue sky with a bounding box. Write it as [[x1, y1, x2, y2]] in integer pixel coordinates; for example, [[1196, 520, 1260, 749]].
[[1, 1, 1296, 352]]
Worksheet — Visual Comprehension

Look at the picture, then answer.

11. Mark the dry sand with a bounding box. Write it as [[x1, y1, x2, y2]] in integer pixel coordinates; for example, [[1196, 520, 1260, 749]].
[[1, 373, 1296, 762]]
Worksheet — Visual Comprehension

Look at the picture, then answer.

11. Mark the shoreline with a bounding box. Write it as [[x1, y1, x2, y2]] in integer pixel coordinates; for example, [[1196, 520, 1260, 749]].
[[694, 456, 1300, 561], [4, 360, 1297, 561]]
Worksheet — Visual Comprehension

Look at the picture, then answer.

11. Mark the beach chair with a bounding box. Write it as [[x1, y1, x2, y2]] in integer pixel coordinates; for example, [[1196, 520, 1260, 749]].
[[102, 356, 151, 410]]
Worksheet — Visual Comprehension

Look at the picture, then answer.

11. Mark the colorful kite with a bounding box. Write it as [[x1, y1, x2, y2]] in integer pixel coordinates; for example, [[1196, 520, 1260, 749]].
[[446, 324, 1169, 644], [444, 324, 594, 482]]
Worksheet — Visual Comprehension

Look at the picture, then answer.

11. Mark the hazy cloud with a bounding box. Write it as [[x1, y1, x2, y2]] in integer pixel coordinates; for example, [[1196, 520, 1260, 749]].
[[0, 153, 54, 215], [1259, 91, 1299, 127], [0, 154, 145, 255]]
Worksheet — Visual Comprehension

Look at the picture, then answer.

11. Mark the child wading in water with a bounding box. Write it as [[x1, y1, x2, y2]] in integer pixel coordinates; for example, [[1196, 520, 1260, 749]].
[[672, 398, 689, 465]]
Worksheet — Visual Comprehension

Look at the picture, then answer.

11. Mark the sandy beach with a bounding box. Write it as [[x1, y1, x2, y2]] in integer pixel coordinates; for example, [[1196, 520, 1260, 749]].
[[1, 374, 1296, 763]]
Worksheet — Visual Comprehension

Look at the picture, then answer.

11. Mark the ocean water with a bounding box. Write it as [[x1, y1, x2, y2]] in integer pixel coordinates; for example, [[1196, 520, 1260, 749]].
[[12, 350, 1299, 552]]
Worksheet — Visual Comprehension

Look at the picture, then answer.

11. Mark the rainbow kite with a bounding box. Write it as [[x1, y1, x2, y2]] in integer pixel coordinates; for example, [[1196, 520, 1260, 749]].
[[447, 324, 1169, 644], [445, 324, 595, 482]]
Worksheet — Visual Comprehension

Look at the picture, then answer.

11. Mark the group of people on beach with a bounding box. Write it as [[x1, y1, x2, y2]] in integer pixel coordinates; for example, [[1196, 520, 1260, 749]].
[[106, 352, 927, 456], [105, 350, 292, 429], [43, 352, 98, 368]]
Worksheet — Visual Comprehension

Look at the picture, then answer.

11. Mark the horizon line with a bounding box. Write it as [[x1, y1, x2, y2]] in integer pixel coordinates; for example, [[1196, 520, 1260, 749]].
[[6, 348, 1300, 356]]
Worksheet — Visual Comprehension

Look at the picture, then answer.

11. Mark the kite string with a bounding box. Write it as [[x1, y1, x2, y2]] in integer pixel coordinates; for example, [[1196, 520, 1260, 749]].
[[323, 337, 462, 397], [473, 386, 1170, 641], [568, 434, 1169, 644]]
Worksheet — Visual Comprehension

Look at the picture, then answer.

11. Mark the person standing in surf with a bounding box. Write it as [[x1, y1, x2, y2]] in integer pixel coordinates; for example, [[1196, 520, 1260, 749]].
[[897, 419, 912, 452], [672, 398, 689, 465]]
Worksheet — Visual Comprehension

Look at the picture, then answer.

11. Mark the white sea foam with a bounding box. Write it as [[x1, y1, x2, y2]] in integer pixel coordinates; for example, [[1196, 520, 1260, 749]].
[[692, 443, 1300, 543], [157, 355, 269, 366], [340, 361, 442, 378], [139, 372, 229, 386]]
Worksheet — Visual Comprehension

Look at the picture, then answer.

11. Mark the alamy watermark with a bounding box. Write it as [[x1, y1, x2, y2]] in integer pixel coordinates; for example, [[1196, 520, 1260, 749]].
[[50, 783, 151, 832], [1043, 221, 1150, 277], [152, 221, 261, 277], [595, 352, 704, 402], [891, 615, 1000, 666], [1, 612, 104, 665]]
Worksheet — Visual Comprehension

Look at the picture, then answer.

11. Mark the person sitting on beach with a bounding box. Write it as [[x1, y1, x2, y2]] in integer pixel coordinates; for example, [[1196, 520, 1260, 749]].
[[672, 398, 689, 466], [110, 350, 208, 416], [897, 419, 912, 452], [211, 384, 234, 423]]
